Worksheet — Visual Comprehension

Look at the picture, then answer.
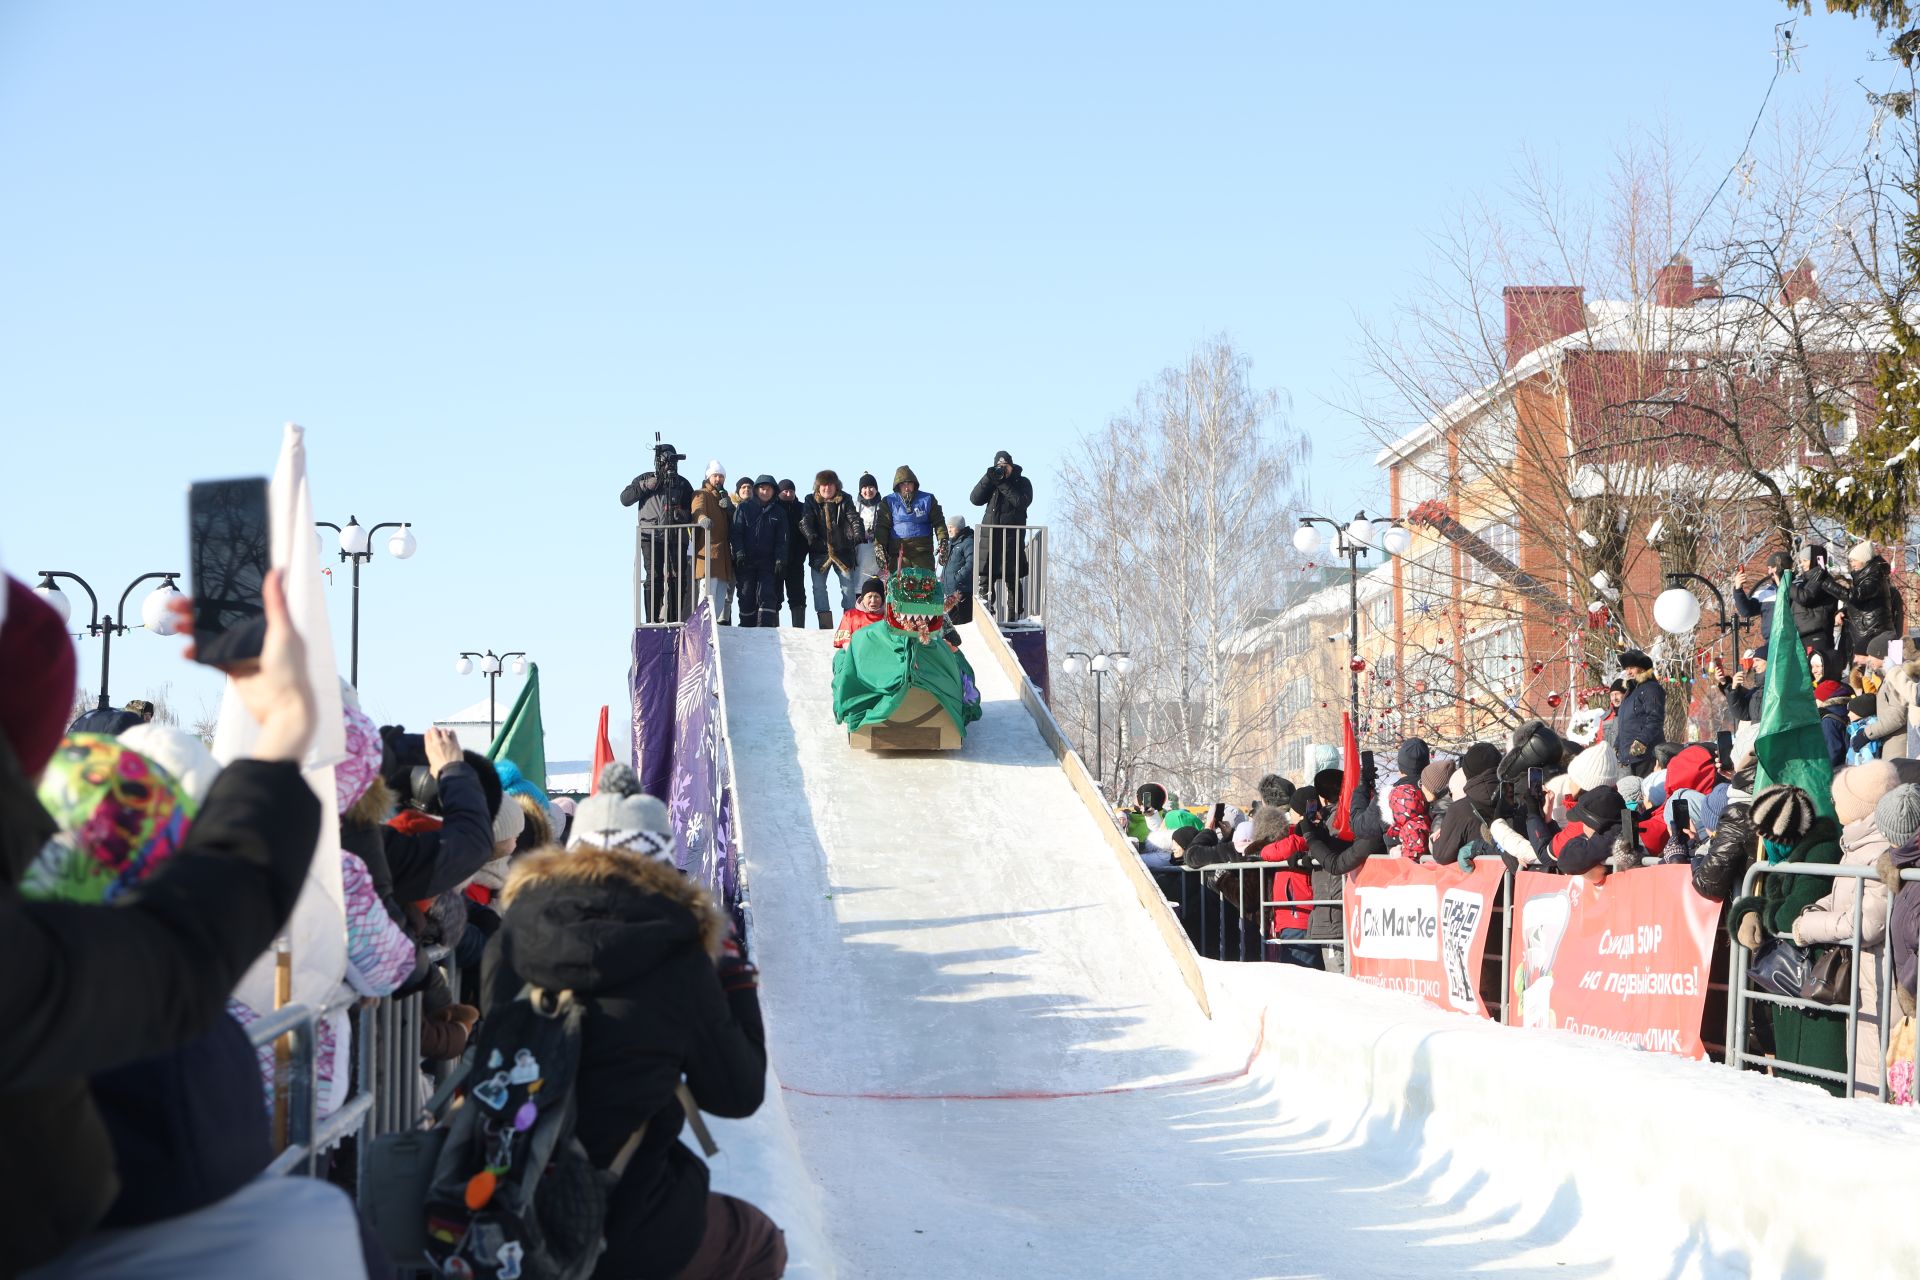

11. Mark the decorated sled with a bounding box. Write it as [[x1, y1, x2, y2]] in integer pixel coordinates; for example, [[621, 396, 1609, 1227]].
[[832, 567, 983, 751]]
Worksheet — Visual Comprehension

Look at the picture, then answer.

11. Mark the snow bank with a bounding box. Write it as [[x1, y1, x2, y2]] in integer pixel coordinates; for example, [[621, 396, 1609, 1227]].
[[1207, 960, 1920, 1278], [695, 1063, 836, 1279]]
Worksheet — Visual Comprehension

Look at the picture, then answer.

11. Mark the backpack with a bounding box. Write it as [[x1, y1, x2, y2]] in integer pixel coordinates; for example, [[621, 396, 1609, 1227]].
[[422, 986, 633, 1280]]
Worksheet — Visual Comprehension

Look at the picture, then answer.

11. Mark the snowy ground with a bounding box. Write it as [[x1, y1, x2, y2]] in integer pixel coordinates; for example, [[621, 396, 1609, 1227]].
[[707, 624, 1920, 1280]]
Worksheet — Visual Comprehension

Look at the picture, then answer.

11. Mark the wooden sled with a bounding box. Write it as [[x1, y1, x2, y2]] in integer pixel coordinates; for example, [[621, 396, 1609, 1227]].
[[849, 685, 963, 751]]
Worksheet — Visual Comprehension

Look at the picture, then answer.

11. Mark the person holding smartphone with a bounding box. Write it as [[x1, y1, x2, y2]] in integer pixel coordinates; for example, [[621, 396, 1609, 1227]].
[[0, 568, 369, 1274]]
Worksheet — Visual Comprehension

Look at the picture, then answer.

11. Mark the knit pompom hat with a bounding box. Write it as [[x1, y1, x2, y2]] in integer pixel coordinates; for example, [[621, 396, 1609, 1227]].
[[567, 762, 673, 861], [1833, 759, 1900, 827], [705, 459, 726, 478], [1566, 741, 1621, 791], [1874, 784, 1920, 849], [118, 724, 220, 806], [1751, 785, 1817, 845], [493, 792, 527, 846]]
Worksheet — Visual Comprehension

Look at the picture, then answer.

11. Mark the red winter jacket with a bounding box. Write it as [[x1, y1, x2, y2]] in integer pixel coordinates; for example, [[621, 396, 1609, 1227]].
[[1387, 782, 1430, 859], [1256, 834, 1312, 932]]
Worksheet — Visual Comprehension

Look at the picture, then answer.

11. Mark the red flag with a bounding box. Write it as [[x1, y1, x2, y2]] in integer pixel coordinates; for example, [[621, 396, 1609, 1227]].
[[1331, 712, 1360, 840], [590, 705, 613, 794]]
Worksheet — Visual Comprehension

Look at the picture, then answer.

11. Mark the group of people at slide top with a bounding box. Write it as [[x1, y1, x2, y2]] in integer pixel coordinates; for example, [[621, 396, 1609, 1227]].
[[623, 442, 1035, 630], [0, 566, 787, 1277]]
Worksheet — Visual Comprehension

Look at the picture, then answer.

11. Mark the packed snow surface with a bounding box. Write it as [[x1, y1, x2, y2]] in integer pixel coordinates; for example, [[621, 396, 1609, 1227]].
[[704, 625, 1920, 1279]]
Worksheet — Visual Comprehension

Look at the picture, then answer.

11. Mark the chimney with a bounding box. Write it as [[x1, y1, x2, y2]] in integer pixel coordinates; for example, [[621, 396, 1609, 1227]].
[[1503, 285, 1586, 369], [1781, 258, 1818, 306], [1654, 254, 1694, 307]]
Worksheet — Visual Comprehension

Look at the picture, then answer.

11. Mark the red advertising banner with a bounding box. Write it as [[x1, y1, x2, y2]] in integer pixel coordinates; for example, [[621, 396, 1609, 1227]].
[[1508, 864, 1720, 1058], [1343, 859, 1506, 1016]]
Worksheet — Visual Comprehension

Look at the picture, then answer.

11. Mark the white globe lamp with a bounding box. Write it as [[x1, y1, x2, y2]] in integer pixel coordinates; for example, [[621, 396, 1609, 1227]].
[[1347, 513, 1375, 546], [1292, 524, 1324, 556], [480, 653, 501, 675], [1654, 587, 1703, 635], [388, 527, 417, 559], [1380, 525, 1413, 556], [1062, 655, 1085, 675], [454, 656, 474, 676], [141, 582, 186, 635], [509, 655, 528, 676], [34, 580, 71, 625], [339, 520, 370, 556], [1114, 655, 1136, 676]]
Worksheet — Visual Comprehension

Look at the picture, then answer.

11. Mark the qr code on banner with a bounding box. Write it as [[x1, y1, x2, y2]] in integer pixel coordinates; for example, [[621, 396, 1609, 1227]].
[[1440, 887, 1486, 1012]]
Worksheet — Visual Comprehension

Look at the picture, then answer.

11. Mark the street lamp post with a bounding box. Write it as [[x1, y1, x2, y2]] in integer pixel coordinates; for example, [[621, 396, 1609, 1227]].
[[1291, 511, 1411, 726], [1655, 572, 1738, 672], [1061, 649, 1134, 793], [315, 515, 416, 688], [34, 570, 185, 711], [456, 649, 528, 740]]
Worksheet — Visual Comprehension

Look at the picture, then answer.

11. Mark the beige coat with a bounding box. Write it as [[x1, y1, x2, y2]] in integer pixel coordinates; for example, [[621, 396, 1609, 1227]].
[[1794, 814, 1892, 1095], [690, 484, 733, 582]]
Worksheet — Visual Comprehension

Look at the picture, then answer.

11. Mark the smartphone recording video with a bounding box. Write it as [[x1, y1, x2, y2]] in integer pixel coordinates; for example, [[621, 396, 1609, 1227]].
[[188, 477, 270, 667]]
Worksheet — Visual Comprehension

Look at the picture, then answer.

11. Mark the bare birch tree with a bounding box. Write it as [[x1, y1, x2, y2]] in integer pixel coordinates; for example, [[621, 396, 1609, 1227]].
[[1051, 335, 1311, 801]]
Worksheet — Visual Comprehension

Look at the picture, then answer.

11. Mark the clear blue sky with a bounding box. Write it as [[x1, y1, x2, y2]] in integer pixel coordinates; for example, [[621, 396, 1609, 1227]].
[[0, 2, 1887, 755]]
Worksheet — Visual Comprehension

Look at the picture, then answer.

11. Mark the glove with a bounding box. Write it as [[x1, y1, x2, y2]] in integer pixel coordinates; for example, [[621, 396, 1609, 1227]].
[[1728, 895, 1766, 950], [1629, 740, 1648, 758], [717, 929, 759, 993]]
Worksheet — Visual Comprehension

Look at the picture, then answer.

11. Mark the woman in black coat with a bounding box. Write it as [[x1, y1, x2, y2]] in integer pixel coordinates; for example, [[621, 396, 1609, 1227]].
[[485, 839, 780, 1279]]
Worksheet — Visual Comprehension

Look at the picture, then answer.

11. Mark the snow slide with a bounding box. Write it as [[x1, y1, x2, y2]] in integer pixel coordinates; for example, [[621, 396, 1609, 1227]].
[[706, 623, 1920, 1279]]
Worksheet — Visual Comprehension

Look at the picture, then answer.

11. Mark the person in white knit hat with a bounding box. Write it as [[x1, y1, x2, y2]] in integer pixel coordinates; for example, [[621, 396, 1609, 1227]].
[[565, 762, 674, 860], [691, 459, 737, 625]]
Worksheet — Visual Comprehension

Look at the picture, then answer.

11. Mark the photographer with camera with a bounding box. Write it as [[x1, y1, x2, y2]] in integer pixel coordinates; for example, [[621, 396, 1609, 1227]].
[[621, 441, 697, 625], [969, 449, 1033, 621]]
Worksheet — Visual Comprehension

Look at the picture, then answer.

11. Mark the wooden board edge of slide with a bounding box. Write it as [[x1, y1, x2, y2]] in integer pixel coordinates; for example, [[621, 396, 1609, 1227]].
[[971, 618, 1213, 1019]]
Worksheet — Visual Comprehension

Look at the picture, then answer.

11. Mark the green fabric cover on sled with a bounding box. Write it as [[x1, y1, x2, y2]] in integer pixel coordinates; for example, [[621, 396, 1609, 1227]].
[[833, 623, 983, 737]]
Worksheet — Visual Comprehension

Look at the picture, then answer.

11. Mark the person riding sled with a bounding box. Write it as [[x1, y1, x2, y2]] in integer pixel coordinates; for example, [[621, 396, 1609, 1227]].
[[832, 566, 981, 750]]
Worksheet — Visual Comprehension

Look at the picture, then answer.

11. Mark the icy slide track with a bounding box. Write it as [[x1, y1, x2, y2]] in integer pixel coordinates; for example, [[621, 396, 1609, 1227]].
[[696, 624, 1920, 1279]]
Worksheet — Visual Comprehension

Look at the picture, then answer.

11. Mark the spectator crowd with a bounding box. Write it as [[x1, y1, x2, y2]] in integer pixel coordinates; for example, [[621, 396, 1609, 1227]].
[[1124, 538, 1920, 1104]]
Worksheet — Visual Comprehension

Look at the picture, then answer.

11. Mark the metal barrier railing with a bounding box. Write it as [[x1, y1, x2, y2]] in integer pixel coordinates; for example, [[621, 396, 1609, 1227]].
[[1726, 860, 1914, 1101], [976, 524, 1046, 626], [634, 522, 700, 628], [247, 997, 371, 1178], [1162, 856, 1517, 1023]]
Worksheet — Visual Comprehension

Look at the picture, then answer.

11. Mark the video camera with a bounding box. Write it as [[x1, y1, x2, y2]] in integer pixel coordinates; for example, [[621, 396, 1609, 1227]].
[[654, 435, 686, 484]]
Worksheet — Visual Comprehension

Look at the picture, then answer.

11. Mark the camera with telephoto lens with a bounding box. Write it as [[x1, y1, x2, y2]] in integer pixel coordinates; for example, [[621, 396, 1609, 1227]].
[[654, 441, 686, 484]]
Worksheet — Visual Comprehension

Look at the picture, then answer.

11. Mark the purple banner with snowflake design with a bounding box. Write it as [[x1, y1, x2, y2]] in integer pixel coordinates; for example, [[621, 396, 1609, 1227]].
[[667, 598, 738, 911]]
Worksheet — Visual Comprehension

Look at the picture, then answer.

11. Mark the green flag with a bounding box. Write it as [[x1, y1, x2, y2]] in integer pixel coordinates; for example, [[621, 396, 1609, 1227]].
[[1753, 571, 1834, 817], [487, 661, 547, 792]]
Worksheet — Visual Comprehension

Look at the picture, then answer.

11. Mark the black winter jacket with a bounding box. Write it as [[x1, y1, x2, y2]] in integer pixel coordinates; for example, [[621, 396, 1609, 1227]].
[[1, 754, 318, 1273], [1846, 554, 1896, 645], [1789, 567, 1842, 645], [969, 463, 1034, 528], [799, 493, 865, 573], [1432, 768, 1498, 866], [1613, 675, 1666, 767], [1693, 801, 1753, 902], [731, 496, 789, 572], [379, 761, 497, 905], [622, 472, 695, 539], [483, 848, 766, 1280]]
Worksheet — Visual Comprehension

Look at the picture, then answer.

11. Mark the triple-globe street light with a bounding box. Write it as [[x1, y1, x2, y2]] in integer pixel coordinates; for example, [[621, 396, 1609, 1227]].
[[456, 649, 529, 740], [1291, 512, 1412, 723], [315, 515, 416, 688], [1061, 649, 1135, 794], [33, 570, 186, 712]]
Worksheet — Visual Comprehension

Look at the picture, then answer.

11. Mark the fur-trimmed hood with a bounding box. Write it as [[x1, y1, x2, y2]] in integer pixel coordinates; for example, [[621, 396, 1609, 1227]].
[[505, 845, 726, 961]]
